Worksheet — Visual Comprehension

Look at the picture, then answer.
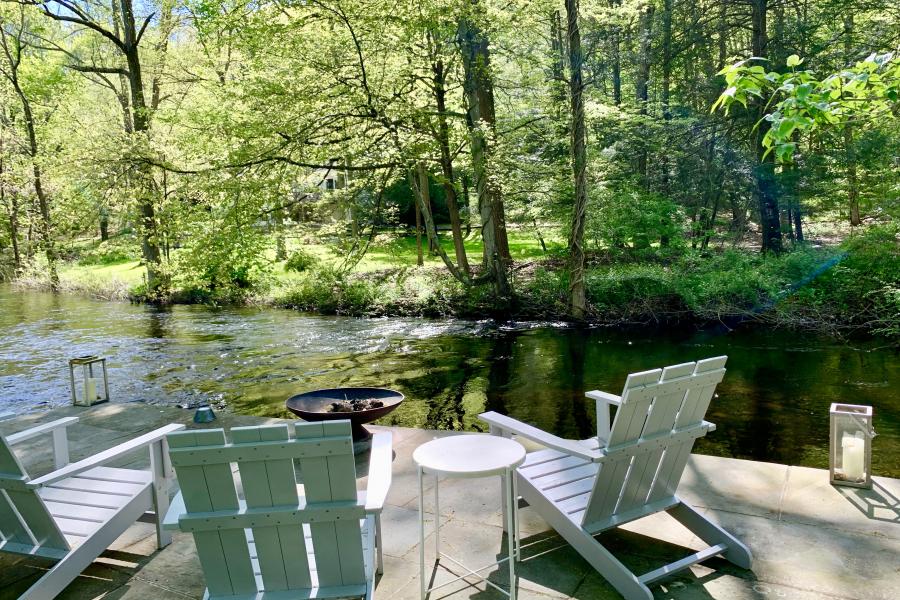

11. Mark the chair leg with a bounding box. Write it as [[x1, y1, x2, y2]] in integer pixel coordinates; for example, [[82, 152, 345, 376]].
[[149, 439, 173, 549], [519, 479, 652, 600], [375, 513, 384, 575], [667, 500, 753, 569], [557, 521, 654, 600]]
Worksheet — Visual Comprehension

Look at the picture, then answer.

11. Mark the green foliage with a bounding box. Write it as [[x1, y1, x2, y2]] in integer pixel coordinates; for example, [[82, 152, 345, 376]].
[[714, 52, 900, 162], [798, 224, 900, 335], [283, 248, 318, 273], [587, 185, 685, 256], [77, 239, 139, 266]]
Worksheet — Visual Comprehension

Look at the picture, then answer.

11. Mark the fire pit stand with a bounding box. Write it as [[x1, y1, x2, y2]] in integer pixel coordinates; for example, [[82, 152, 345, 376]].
[[285, 387, 404, 454]]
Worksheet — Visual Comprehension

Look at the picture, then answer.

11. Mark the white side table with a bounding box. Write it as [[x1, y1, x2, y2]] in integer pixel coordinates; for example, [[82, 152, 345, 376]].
[[413, 434, 526, 599]]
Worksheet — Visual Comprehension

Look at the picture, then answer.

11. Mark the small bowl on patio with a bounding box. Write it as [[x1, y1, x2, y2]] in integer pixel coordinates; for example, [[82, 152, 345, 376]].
[[285, 387, 404, 454]]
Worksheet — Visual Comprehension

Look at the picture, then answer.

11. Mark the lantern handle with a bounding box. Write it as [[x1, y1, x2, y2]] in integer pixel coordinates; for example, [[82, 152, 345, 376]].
[[849, 414, 876, 438]]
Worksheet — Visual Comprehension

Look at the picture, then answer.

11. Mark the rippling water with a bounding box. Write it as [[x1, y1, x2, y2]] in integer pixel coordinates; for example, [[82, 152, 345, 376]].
[[1, 284, 897, 476]]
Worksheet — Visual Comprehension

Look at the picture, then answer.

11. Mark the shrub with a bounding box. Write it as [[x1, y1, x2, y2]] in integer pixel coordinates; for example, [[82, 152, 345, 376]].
[[284, 249, 319, 273], [587, 185, 686, 256]]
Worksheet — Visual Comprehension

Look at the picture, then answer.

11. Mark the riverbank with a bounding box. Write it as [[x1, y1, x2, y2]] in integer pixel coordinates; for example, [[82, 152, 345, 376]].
[[6, 225, 898, 338], [2, 403, 899, 600]]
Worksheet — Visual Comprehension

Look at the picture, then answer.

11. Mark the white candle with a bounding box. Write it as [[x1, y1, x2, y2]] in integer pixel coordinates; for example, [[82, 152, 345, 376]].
[[85, 378, 98, 403], [842, 433, 865, 481]]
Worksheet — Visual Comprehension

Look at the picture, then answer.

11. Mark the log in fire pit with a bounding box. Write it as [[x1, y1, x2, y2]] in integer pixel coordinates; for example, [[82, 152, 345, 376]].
[[285, 387, 404, 453]]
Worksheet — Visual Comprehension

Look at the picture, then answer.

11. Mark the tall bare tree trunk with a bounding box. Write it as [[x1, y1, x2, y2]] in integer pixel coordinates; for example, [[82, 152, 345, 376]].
[[609, 0, 622, 105], [635, 2, 655, 180], [432, 55, 470, 274], [661, 0, 672, 119], [565, 0, 588, 319], [751, 0, 783, 253], [843, 14, 861, 227], [119, 0, 164, 290], [458, 10, 511, 297], [635, 3, 655, 115], [410, 170, 424, 266]]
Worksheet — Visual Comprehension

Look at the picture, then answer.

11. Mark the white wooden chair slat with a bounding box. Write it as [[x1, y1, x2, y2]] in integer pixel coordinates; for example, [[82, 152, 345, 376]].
[[521, 454, 588, 476], [169, 429, 257, 598], [615, 362, 696, 514], [1, 419, 181, 600], [38, 486, 133, 509], [166, 420, 386, 600], [480, 356, 752, 600], [43, 476, 146, 496], [233, 425, 311, 592], [532, 463, 599, 491], [43, 500, 116, 523], [545, 475, 596, 502], [74, 465, 153, 484], [54, 517, 102, 537], [295, 421, 365, 588]]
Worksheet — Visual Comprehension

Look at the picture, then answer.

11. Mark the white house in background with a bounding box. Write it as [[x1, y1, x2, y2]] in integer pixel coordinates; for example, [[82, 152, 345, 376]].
[[288, 158, 352, 222], [317, 158, 349, 191]]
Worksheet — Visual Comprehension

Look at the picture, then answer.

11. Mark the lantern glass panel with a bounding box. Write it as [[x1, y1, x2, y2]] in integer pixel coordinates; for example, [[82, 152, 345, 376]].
[[830, 403, 872, 487]]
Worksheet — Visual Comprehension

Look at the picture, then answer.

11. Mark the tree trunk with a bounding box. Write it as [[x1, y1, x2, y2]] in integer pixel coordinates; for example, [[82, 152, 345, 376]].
[[635, 2, 655, 180], [793, 197, 804, 242], [843, 15, 861, 227], [458, 11, 511, 297], [411, 170, 424, 266], [661, 0, 672, 119], [274, 203, 287, 261], [717, 0, 728, 71], [120, 0, 164, 290], [99, 205, 110, 241], [609, 0, 622, 106], [462, 174, 472, 237], [635, 4, 655, 115], [751, 0, 783, 253], [432, 56, 470, 273], [565, 0, 588, 319], [551, 10, 566, 105]]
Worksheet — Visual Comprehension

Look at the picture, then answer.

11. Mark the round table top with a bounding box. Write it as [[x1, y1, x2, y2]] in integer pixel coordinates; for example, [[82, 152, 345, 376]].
[[413, 434, 526, 477]]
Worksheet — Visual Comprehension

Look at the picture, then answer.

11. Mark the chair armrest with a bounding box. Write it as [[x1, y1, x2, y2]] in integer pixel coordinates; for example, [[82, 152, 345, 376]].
[[479, 412, 602, 462], [5, 417, 79, 445], [163, 491, 186, 531], [364, 431, 393, 512], [585, 390, 621, 406], [29, 423, 186, 487], [5, 417, 80, 470]]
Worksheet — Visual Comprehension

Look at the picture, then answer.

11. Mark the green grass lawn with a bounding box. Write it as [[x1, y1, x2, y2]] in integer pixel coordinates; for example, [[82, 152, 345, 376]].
[[56, 229, 564, 292]]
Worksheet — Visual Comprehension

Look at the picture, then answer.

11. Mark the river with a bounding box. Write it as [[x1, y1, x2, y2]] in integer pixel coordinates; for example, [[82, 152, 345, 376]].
[[1, 284, 897, 476]]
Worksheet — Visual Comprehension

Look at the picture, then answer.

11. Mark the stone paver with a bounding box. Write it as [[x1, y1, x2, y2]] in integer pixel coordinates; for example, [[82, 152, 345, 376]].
[[1, 403, 898, 600]]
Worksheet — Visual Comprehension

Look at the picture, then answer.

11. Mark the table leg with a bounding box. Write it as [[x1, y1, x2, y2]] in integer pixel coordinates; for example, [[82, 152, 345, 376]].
[[512, 470, 520, 561], [505, 469, 516, 600], [418, 466, 425, 599], [434, 474, 440, 558]]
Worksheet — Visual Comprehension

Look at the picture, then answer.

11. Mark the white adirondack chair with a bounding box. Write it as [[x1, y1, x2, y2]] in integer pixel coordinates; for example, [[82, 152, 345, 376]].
[[0, 416, 185, 600], [164, 420, 392, 600], [480, 356, 752, 600]]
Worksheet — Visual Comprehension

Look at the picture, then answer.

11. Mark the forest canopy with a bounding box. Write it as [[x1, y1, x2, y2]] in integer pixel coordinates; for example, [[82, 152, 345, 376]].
[[0, 0, 897, 335]]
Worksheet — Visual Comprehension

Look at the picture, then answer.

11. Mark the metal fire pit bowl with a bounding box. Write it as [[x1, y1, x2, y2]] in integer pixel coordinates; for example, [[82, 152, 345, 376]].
[[285, 387, 404, 454]]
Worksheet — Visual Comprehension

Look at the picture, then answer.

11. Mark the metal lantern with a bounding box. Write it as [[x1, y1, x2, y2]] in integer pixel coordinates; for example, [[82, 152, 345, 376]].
[[830, 403, 875, 488], [68, 355, 110, 407]]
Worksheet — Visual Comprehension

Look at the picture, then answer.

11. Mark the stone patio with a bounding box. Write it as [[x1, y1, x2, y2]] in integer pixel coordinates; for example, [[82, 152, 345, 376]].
[[1, 403, 898, 600]]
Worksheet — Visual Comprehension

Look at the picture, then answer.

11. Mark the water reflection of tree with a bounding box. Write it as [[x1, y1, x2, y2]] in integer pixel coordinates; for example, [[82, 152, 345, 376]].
[[146, 308, 172, 340]]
